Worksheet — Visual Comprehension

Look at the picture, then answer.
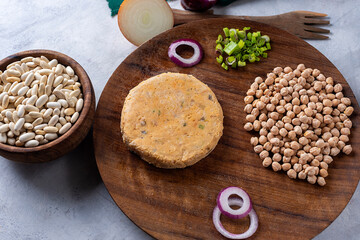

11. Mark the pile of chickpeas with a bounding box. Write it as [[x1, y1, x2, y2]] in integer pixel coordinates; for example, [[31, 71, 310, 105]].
[[244, 64, 353, 186]]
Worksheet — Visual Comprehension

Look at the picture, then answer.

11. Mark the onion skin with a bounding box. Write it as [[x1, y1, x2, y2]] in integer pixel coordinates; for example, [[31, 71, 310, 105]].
[[181, 0, 218, 11]]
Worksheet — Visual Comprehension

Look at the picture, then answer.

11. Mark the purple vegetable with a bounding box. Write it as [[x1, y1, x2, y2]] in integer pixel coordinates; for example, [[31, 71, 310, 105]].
[[213, 198, 259, 239], [216, 186, 252, 219], [181, 0, 218, 12], [168, 39, 203, 68]]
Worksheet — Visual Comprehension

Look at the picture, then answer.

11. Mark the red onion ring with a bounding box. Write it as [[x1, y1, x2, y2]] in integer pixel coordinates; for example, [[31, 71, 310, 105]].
[[213, 198, 258, 239], [168, 39, 203, 68], [216, 187, 252, 219]]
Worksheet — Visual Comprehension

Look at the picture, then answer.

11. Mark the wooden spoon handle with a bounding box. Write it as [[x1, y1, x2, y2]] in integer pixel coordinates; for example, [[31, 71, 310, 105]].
[[173, 9, 284, 28]]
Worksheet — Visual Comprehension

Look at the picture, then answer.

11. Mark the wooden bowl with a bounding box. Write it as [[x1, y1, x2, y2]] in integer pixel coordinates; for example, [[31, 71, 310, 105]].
[[0, 50, 95, 163]]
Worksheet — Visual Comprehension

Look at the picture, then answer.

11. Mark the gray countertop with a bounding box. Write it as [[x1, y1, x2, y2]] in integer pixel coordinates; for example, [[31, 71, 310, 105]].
[[0, 0, 359, 239]]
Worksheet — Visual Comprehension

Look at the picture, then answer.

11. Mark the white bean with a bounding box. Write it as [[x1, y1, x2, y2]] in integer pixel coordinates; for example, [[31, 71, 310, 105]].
[[14, 118, 25, 131], [25, 140, 39, 147], [34, 123, 47, 130], [43, 108, 53, 118], [48, 115, 59, 126], [71, 112, 79, 123], [47, 102, 61, 109], [65, 66, 74, 76], [44, 126, 58, 133], [45, 133, 58, 140], [19, 132, 35, 142], [17, 86, 29, 96], [53, 76, 63, 87], [36, 95, 48, 108], [26, 95, 38, 105], [0, 124, 9, 133], [59, 122, 71, 134], [76, 98, 84, 112], [0, 133, 7, 143], [24, 105, 39, 112]]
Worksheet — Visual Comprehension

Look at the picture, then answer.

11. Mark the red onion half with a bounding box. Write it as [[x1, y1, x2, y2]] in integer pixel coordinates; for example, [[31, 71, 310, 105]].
[[213, 198, 259, 239], [216, 187, 252, 219], [168, 39, 204, 68]]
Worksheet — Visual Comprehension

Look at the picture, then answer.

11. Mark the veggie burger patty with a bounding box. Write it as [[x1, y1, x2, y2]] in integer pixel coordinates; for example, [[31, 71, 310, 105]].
[[121, 72, 223, 168]]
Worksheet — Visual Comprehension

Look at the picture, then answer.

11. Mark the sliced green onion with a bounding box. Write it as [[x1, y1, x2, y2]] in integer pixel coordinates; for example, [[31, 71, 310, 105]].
[[216, 55, 223, 64], [216, 34, 223, 44], [238, 30, 246, 39], [224, 41, 240, 55], [216, 43, 223, 54], [223, 28, 230, 38], [215, 26, 271, 70], [226, 56, 236, 65], [238, 61, 246, 67], [262, 35, 270, 42], [221, 62, 228, 70]]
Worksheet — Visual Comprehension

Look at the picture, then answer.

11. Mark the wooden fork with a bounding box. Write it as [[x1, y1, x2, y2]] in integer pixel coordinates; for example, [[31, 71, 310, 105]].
[[173, 9, 330, 40]]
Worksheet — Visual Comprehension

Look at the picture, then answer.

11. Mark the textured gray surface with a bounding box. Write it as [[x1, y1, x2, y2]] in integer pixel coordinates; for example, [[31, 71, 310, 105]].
[[0, 0, 359, 239]]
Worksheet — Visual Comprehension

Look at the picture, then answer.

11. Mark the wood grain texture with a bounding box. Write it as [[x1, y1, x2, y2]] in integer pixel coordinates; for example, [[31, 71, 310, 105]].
[[0, 50, 95, 163], [94, 19, 360, 240]]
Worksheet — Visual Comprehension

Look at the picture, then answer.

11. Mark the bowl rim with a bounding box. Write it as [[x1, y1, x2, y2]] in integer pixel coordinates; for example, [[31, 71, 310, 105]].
[[0, 49, 93, 153]]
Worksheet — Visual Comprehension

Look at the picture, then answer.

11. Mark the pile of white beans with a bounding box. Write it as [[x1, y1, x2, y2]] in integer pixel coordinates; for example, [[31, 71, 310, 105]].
[[0, 56, 83, 147], [244, 64, 353, 186]]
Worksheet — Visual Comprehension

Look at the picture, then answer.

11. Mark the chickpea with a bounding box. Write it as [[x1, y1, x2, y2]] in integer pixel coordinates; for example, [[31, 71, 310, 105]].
[[342, 145, 352, 155], [344, 106, 354, 116], [246, 114, 256, 122], [255, 76, 263, 84], [341, 97, 351, 106], [272, 161, 282, 171], [269, 112, 279, 120], [340, 128, 350, 135], [284, 148, 294, 157], [282, 156, 291, 163], [250, 137, 259, 146], [319, 169, 328, 178], [270, 137, 280, 146], [244, 95, 254, 104], [253, 120, 261, 131], [339, 135, 349, 143], [309, 147, 321, 156], [260, 157, 272, 168], [244, 104, 253, 113], [323, 115, 333, 124], [282, 163, 291, 171], [317, 177, 326, 186], [322, 146, 331, 155], [259, 150, 269, 159], [298, 171, 306, 180], [285, 169, 296, 179], [292, 163, 302, 172], [254, 145, 263, 153], [328, 137, 339, 147], [265, 77, 274, 85], [330, 147, 340, 156], [259, 128, 268, 136], [305, 166, 316, 176], [307, 175, 317, 184], [266, 103, 276, 112], [244, 122, 253, 131], [291, 156, 299, 165], [334, 83, 342, 93], [273, 67, 283, 75]]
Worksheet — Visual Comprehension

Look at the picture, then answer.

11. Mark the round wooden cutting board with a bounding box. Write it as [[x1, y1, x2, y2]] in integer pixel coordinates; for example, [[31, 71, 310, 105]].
[[94, 19, 360, 239]]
